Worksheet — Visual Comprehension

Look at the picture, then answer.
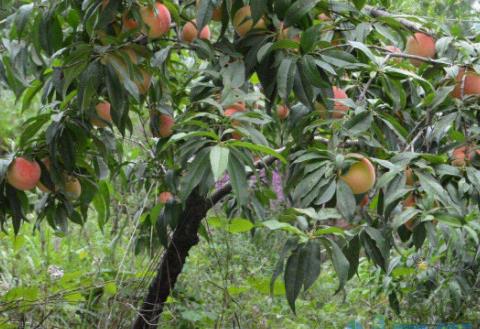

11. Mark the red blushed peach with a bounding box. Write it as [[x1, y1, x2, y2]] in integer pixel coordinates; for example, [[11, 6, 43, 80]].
[[340, 154, 376, 195], [158, 114, 175, 137], [122, 13, 139, 31], [6, 157, 41, 191], [158, 191, 173, 204], [140, 2, 171, 39], [331, 86, 349, 118], [403, 193, 416, 231], [233, 5, 266, 37], [196, 0, 223, 21], [64, 175, 81, 200], [182, 20, 211, 43], [451, 68, 480, 99], [451, 146, 469, 167], [318, 13, 332, 21], [405, 32, 436, 66], [316, 87, 350, 119], [405, 167, 415, 186], [91, 101, 112, 128], [276, 105, 289, 120]]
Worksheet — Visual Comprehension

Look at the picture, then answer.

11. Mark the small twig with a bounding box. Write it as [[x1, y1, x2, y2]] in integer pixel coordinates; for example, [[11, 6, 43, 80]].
[[372, 46, 451, 66]]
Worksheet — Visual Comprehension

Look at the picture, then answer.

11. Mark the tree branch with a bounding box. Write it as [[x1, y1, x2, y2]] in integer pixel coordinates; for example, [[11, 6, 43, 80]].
[[132, 153, 280, 328], [363, 6, 427, 34]]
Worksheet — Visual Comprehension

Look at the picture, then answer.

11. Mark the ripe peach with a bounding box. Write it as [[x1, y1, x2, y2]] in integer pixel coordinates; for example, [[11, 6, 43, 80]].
[[196, 0, 222, 21], [276, 105, 289, 120], [140, 3, 171, 39], [405, 32, 436, 66], [405, 167, 415, 186], [182, 20, 211, 43], [158, 191, 173, 204], [318, 13, 331, 21], [64, 175, 81, 200], [278, 27, 300, 43], [451, 146, 469, 167], [451, 68, 480, 99], [231, 131, 242, 140], [158, 114, 175, 137], [224, 108, 244, 117], [122, 13, 139, 31], [331, 86, 349, 118], [225, 102, 246, 112], [316, 87, 349, 119], [359, 194, 369, 207], [6, 157, 41, 191], [91, 101, 112, 128], [233, 5, 266, 37], [340, 154, 376, 195], [403, 193, 416, 231]]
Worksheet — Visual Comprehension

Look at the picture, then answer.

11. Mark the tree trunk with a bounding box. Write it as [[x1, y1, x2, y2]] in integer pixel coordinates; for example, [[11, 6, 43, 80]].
[[132, 192, 209, 328], [133, 156, 273, 328]]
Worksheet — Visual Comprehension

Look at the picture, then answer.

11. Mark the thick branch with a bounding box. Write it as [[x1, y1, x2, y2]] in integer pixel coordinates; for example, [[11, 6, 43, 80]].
[[132, 154, 279, 328], [132, 192, 209, 329], [373, 46, 451, 66], [363, 5, 427, 34]]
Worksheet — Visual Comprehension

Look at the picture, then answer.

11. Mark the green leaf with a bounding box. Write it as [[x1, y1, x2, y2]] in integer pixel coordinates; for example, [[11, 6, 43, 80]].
[[284, 0, 319, 27], [344, 111, 373, 135], [92, 182, 110, 231], [77, 61, 102, 112], [14, 4, 34, 38], [343, 235, 361, 279], [227, 151, 249, 205], [351, 0, 367, 10], [361, 228, 388, 271], [250, 0, 268, 23], [324, 239, 350, 292], [210, 145, 230, 181], [284, 247, 305, 313], [228, 218, 254, 233], [417, 172, 462, 216], [227, 141, 287, 163], [336, 180, 356, 221], [348, 41, 378, 64], [301, 240, 321, 291], [261, 219, 306, 236], [301, 25, 323, 53], [271, 238, 298, 296], [302, 55, 330, 88], [21, 79, 42, 112], [19, 114, 51, 148], [392, 207, 420, 229], [180, 148, 211, 200], [277, 57, 297, 100], [196, 0, 213, 32], [4, 286, 40, 302]]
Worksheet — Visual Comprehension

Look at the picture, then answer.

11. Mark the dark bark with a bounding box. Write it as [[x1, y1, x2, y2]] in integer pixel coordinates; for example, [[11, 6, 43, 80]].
[[132, 192, 209, 329], [133, 156, 277, 328]]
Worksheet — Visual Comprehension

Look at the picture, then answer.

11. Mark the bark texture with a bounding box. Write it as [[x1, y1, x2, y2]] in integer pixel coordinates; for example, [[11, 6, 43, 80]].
[[132, 192, 209, 329], [133, 156, 275, 328]]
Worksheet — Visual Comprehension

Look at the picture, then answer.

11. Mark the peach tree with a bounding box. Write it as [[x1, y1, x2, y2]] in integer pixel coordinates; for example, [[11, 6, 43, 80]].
[[1, 0, 480, 327]]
